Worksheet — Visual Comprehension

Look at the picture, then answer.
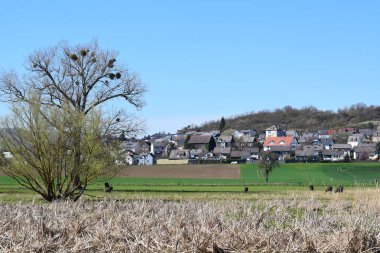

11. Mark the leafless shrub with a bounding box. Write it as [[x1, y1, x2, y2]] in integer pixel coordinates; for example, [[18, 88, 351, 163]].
[[0, 196, 379, 252]]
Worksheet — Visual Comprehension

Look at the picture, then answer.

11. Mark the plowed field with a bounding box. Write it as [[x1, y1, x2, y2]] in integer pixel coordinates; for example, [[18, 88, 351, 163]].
[[117, 164, 240, 179]]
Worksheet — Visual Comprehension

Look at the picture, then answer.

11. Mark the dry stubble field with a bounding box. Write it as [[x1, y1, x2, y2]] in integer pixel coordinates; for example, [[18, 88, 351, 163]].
[[1, 164, 380, 252], [0, 189, 379, 252]]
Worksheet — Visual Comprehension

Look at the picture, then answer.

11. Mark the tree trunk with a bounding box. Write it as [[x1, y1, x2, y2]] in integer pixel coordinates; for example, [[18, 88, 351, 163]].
[[71, 125, 83, 191]]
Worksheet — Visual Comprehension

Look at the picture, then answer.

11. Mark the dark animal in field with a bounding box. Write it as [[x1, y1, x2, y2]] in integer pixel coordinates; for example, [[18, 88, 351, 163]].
[[335, 185, 344, 193], [104, 182, 113, 193], [244, 187, 249, 192], [309, 185, 314, 191], [325, 185, 333, 192]]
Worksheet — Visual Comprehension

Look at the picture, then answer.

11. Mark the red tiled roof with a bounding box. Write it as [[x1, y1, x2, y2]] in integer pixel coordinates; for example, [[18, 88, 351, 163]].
[[263, 136, 294, 147], [327, 130, 335, 135]]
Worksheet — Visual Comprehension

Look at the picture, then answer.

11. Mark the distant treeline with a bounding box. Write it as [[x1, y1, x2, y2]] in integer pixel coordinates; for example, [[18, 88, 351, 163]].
[[180, 103, 380, 133]]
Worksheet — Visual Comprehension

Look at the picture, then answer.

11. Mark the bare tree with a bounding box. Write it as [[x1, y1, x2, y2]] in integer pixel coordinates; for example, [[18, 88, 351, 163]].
[[258, 152, 279, 184], [0, 41, 146, 200], [0, 40, 145, 113], [0, 40, 145, 138]]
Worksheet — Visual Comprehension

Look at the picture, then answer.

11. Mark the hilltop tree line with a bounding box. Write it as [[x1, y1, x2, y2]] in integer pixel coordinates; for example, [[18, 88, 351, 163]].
[[180, 104, 380, 133]]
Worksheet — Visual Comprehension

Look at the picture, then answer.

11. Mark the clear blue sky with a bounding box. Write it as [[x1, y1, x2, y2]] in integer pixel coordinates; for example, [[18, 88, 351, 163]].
[[1, 0, 379, 134]]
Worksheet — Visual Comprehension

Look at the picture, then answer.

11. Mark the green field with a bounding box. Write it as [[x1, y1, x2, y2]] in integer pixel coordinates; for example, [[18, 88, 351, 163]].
[[101, 162, 380, 187], [0, 162, 379, 201], [241, 162, 380, 186]]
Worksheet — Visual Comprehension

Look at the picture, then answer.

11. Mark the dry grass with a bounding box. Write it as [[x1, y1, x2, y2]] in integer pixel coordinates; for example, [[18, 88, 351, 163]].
[[0, 190, 379, 252]]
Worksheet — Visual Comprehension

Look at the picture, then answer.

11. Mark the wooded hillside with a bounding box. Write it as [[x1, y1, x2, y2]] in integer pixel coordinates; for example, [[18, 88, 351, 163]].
[[180, 104, 380, 133]]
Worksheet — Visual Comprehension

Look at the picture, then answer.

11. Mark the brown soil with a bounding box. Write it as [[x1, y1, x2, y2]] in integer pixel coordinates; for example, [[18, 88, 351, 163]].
[[117, 164, 240, 179]]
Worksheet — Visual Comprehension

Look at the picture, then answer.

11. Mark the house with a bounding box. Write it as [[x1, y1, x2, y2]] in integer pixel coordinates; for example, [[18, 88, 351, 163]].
[[239, 129, 256, 137], [337, 128, 355, 135], [265, 125, 286, 139], [120, 141, 139, 153], [137, 153, 156, 165], [242, 147, 260, 160], [299, 132, 319, 144], [258, 132, 266, 142], [220, 129, 241, 139], [164, 142, 176, 158], [311, 139, 323, 146], [266, 146, 292, 160], [153, 138, 170, 158], [175, 135, 187, 150], [230, 129, 254, 139], [116, 150, 138, 165], [199, 152, 215, 160], [231, 129, 243, 139], [331, 144, 352, 156], [209, 130, 221, 138], [189, 149, 205, 159], [137, 140, 153, 154], [213, 147, 231, 159], [320, 138, 335, 150], [372, 131, 380, 143], [322, 149, 344, 161], [216, 135, 235, 148], [354, 143, 378, 160], [169, 149, 190, 160], [263, 136, 299, 160], [187, 134, 216, 151], [295, 145, 322, 161], [126, 153, 137, 165], [230, 150, 251, 160], [347, 133, 366, 148], [318, 130, 335, 139], [263, 136, 298, 151], [239, 136, 256, 149]]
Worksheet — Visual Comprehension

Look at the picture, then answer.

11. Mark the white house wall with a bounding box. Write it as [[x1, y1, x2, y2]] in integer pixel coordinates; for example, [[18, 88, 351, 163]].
[[348, 141, 360, 149]]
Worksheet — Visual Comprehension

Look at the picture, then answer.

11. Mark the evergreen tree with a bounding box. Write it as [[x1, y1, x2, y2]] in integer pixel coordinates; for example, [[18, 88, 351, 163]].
[[376, 143, 380, 160], [219, 117, 226, 132]]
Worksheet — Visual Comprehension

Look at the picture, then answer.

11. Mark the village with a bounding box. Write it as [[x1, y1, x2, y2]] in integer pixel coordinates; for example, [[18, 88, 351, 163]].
[[118, 125, 380, 165]]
